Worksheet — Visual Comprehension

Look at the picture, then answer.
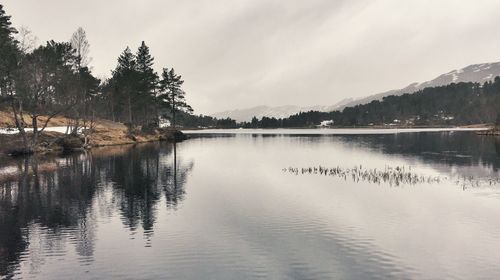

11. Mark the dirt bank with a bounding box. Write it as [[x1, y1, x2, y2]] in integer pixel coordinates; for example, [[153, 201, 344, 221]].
[[0, 113, 185, 156]]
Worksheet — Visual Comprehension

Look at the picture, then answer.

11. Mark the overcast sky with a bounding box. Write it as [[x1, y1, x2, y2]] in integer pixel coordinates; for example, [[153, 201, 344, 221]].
[[4, 0, 500, 114]]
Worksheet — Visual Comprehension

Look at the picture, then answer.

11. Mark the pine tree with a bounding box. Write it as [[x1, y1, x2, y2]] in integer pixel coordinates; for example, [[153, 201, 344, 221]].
[[159, 68, 192, 129], [251, 116, 259, 128], [115, 47, 136, 72], [0, 4, 19, 97], [112, 47, 138, 125], [136, 41, 154, 74], [0, 4, 27, 149], [135, 41, 158, 126]]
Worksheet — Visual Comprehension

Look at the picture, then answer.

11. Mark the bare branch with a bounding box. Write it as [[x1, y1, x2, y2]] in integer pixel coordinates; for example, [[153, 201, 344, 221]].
[[16, 25, 38, 54], [38, 102, 78, 134]]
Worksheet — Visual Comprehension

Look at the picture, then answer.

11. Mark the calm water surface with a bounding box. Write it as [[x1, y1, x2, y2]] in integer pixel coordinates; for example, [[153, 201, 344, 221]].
[[1, 130, 500, 279]]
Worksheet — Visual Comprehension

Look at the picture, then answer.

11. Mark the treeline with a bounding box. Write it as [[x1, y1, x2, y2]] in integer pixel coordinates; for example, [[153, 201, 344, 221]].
[[175, 111, 238, 128], [0, 4, 234, 152], [244, 78, 500, 128], [99, 43, 192, 128]]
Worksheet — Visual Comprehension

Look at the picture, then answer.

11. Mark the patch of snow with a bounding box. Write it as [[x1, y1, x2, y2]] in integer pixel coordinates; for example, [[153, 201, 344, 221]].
[[0, 166, 19, 176], [483, 74, 494, 80], [0, 126, 82, 135], [318, 120, 334, 127]]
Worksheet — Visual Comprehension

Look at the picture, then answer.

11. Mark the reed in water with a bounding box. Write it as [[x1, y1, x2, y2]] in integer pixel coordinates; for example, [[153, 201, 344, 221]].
[[282, 165, 500, 189]]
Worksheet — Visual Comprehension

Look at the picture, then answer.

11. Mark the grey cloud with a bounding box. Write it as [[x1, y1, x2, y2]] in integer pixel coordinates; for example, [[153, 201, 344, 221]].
[[4, 0, 500, 114]]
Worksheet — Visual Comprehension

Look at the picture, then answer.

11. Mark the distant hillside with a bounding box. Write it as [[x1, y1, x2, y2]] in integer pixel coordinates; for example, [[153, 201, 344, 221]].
[[212, 61, 500, 121], [246, 78, 500, 128], [340, 62, 500, 109], [211, 101, 353, 122]]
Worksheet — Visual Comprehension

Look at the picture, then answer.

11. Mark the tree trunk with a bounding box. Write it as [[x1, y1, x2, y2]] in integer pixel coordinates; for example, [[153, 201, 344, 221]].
[[11, 100, 30, 153], [173, 142, 177, 188], [65, 119, 71, 134], [172, 92, 176, 130], [128, 95, 132, 125], [111, 101, 115, 122], [31, 115, 38, 152], [71, 118, 80, 135]]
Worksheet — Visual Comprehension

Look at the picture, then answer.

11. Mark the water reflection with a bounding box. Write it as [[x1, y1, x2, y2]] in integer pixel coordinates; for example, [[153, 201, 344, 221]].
[[193, 132, 500, 179], [340, 133, 500, 171], [0, 143, 193, 279], [2, 131, 500, 279]]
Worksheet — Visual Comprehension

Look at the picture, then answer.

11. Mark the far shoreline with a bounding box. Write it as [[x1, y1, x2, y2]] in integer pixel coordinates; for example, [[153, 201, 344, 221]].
[[182, 126, 490, 135], [0, 124, 493, 159]]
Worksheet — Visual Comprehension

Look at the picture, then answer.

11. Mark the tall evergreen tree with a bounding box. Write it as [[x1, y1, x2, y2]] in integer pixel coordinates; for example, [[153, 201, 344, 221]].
[[135, 41, 158, 125], [136, 41, 154, 74], [116, 46, 136, 72], [112, 47, 138, 125], [0, 4, 18, 99], [159, 68, 192, 129]]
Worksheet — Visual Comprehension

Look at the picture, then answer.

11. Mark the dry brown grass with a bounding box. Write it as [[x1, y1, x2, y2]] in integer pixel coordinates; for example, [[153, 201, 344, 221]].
[[0, 110, 177, 156], [0, 110, 69, 128]]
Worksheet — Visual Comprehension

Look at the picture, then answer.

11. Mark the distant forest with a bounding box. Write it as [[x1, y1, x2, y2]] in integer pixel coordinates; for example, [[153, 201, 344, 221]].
[[241, 78, 500, 128]]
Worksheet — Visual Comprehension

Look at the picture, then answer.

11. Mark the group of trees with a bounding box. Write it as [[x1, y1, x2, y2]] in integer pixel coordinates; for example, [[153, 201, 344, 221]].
[[244, 78, 500, 128], [0, 6, 82, 151], [0, 4, 202, 152], [239, 113, 327, 128], [101, 43, 192, 129]]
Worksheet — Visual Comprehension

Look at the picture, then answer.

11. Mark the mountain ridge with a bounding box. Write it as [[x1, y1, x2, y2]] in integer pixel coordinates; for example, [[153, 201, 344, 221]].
[[211, 61, 500, 122]]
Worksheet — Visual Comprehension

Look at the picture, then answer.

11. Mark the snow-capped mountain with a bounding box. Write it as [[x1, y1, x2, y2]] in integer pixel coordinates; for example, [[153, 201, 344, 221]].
[[212, 62, 500, 122], [339, 62, 500, 109], [211, 99, 353, 123]]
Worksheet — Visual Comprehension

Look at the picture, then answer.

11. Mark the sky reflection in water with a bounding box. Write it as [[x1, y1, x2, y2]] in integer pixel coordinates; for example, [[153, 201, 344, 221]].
[[1, 131, 500, 279]]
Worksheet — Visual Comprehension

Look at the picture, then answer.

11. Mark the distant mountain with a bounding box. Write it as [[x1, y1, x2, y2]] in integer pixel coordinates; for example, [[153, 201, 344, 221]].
[[212, 62, 500, 122], [339, 62, 500, 109], [211, 100, 353, 123]]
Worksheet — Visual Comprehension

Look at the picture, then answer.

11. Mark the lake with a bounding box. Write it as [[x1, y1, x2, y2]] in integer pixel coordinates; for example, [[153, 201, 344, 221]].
[[1, 129, 500, 279]]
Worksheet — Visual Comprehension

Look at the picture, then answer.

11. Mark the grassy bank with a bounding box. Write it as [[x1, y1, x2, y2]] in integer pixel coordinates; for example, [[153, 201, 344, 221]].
[[0, 113, 185, 156]]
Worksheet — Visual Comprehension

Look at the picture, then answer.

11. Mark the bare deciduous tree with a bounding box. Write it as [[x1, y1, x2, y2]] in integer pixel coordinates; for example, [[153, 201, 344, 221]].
[[70, 27, 91, 69], [16, 26, 38, 54]]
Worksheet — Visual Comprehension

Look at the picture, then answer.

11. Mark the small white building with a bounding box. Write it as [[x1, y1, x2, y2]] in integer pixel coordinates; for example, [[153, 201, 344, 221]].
[[159, 116, 171, 128], [318, 120, 334, 127]]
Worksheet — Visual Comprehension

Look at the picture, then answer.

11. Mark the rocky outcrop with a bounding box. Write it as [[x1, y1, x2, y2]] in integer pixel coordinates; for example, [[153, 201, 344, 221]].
[[55, 135, 85, 151], [159, 129, 187, 142]]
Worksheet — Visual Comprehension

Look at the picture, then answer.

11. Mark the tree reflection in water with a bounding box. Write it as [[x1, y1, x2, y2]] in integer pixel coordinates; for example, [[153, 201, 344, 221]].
[[0, 142, 193, 279]]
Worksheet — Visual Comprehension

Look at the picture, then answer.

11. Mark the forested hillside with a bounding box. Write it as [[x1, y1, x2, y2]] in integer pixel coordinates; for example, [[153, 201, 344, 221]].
[[245, 78, 500, 128]]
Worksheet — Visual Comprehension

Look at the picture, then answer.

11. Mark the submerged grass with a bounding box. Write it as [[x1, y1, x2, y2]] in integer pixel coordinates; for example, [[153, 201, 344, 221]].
[[282, 165, 500, 189]]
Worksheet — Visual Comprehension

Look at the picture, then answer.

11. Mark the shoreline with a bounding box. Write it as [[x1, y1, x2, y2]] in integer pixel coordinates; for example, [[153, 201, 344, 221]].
[[182, 126, 490, 135], [0, 127, 185, 157], [181, 123, 493, 130], [1, 123, 495, 157]]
